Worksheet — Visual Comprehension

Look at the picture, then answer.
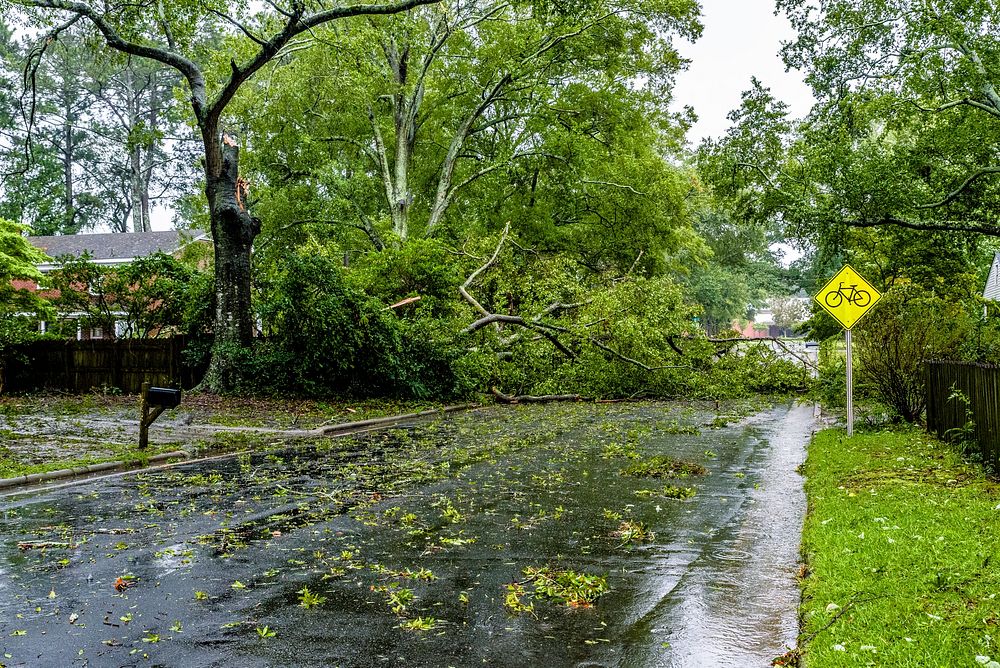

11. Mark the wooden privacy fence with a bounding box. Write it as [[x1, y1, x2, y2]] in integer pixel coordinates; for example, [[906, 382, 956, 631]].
[[926, 360, 1000, 470], [1, 337, 202, 394]]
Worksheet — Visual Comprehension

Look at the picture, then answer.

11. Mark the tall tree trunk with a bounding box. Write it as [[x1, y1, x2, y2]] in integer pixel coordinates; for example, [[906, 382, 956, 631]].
[[139, 70, 159, 233], [61, 90, 75, 231], [391, 97, 412, 240], [130, 143, 144, 232], [201, 135, 260, 389]]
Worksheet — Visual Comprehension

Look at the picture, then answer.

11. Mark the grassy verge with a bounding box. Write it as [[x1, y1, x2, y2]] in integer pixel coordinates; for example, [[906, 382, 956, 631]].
[[0, 393, 460, 480], [0, 439, 186, 479], [799, 428, 1000, 667]]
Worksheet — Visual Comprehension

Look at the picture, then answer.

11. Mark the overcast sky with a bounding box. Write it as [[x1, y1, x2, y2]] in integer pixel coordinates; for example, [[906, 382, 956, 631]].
[[671, 0, 815, 144]]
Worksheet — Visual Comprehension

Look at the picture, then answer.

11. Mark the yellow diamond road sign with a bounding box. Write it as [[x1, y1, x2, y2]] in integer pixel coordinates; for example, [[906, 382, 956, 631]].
[[815, 265, 882, 330]]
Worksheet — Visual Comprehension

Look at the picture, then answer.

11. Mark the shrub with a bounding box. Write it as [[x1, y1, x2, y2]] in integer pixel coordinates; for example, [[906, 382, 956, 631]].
[[855, 284, 969, 422], [349, 239, 462, 318], [253, 252, 472, 398]]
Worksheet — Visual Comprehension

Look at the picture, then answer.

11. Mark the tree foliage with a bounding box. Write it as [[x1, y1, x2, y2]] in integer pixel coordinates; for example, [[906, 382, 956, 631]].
[[239, 0, 702, 274], [0, 217, 51, 352], [0, 1, 820, 401], [48, 251, 209, 339]]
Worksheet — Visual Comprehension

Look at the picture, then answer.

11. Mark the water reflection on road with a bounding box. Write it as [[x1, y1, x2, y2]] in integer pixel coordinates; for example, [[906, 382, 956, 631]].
[[615, 404, 814, 667]]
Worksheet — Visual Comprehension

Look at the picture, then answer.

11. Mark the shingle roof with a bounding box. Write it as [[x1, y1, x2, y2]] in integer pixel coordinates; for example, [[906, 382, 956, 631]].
[[985, 252, 1000, 302], [29, 231, 196, 262]]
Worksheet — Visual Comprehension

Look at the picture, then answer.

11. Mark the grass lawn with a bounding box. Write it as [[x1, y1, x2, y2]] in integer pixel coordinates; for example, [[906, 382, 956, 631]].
[[800, 428, 1000, 667]]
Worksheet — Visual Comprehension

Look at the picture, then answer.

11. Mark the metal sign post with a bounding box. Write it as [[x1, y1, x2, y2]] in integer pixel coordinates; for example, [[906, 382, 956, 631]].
[[845, 329, 853, 437], [815, 265, 881, 438]]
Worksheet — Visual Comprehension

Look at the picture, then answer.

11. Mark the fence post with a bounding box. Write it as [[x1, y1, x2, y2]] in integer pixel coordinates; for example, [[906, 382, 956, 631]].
[[926, 361, 933, 434]]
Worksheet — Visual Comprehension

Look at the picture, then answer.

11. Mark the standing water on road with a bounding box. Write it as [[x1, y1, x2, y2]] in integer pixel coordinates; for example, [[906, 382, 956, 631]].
[[0, 401, 813, 667]]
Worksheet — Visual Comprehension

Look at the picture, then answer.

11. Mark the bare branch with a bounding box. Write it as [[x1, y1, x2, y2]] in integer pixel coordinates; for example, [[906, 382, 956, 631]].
[[264, 0, 296, 19], [14, 0, 208, 116], [707, 337, 817, 370], [907, 97, 1000, 118], [586, 336, 689, 371], [491, 388, 589, 403], [843, 215, 1000, 237], [582, 180, 647, 196], [462, 313, 576, 359], [915, 167, 1000, 210], [206, 8, 268, 46]]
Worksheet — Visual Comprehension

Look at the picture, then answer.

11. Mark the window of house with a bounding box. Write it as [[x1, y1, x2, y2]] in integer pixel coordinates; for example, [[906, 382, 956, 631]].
[[91, 327, 103, 340]]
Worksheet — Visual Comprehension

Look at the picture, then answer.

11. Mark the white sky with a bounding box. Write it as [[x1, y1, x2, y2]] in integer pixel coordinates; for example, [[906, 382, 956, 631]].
[[671, 0, 815, 144]]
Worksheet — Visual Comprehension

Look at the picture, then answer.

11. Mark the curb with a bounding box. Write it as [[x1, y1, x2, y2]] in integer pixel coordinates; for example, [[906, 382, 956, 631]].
[[0, 402, 483, 492], [0, 450, 189, 490], [316, 403, 479, 435]]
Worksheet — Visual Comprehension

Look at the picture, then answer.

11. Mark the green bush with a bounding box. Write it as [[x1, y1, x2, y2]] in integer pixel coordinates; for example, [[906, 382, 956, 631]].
[[349, 239, 462, 318], [855, 284, 969, 422], [251, 252, 474, 398], [813, 355, 846, 407]]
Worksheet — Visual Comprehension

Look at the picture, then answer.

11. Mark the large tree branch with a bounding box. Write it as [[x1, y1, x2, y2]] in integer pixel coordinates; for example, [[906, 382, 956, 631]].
[[459, 222, 509, 321], [915, 167, 1000, 210], [908, 97, 1000, 119], [491, 388, 589, 403], [368, 105, 397, 212], [843, 215, 1000, 236], [426, 73, 513, 233], [956, 41, 1000, 115], [463, 314, 577, 359], [208, 0, 443, 126]]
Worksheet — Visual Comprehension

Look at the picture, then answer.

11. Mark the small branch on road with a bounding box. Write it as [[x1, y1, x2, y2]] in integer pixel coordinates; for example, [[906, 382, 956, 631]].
[[491, 388, 590, 403]]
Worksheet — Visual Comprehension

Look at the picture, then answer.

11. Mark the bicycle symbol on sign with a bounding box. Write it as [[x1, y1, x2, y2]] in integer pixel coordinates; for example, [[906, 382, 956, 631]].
[[824, 282, 872, 309]]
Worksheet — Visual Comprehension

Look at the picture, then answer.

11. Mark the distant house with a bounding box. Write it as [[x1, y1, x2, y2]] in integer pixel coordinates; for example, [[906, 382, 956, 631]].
[[15, 231, 209, 340], [985, 253, 1000, 315], [734, 293, 811, 339]]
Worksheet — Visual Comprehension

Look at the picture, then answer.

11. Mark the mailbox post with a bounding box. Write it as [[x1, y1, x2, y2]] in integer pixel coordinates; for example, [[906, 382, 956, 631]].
[[139, 382, 181, 449]]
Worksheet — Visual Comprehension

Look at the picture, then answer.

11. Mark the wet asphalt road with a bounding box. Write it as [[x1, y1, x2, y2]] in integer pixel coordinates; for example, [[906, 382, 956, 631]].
[[0, 401, 813, 667]]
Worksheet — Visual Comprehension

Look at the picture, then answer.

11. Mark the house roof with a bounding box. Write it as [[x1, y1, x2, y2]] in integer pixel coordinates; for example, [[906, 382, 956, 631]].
[[985, 252, 1000, 301], [29, 231, 205, 265]]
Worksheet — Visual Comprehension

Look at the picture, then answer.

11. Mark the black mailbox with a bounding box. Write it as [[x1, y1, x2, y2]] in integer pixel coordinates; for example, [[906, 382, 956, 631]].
[[147, 387, 182, 408]]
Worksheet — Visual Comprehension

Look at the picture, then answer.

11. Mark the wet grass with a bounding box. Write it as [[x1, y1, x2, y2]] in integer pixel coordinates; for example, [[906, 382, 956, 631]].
[[0, 392, 444, 428], [798, 428, 1000, 667], [0, 440, 186, 479], [0, 393, 448, 481]]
